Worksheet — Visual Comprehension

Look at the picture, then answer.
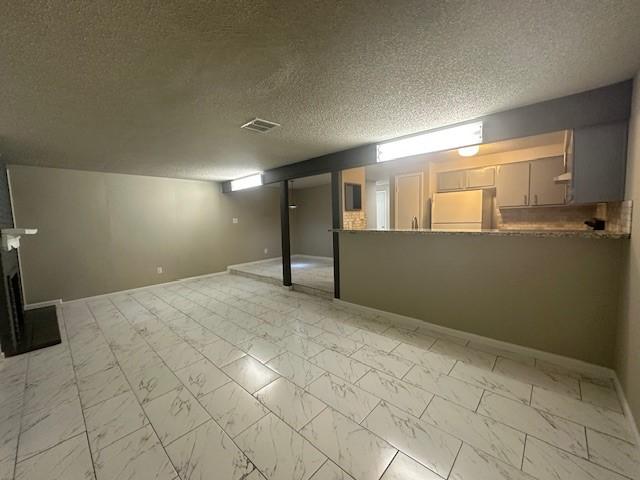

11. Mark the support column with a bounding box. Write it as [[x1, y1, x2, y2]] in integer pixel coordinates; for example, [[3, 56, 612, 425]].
[[331, 171, 342, 298], [280, 180, 292, 286]]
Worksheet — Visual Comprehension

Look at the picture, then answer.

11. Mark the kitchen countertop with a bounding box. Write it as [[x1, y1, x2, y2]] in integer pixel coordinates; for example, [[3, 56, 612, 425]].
[[332, 228, 630, 239]]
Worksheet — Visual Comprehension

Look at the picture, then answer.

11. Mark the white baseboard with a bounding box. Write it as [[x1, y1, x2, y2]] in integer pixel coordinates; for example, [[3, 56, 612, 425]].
[[62, 270, 228, 305], [613, 375, 640, 447], [25, 299, 62, 310], [333, 298, 616, 380], [227, 257, 281, 270], [292, 254, 333, 261]]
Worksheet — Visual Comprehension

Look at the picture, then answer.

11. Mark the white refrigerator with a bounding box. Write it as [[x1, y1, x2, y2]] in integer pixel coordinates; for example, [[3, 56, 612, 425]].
[[431, 189, 493, 231]]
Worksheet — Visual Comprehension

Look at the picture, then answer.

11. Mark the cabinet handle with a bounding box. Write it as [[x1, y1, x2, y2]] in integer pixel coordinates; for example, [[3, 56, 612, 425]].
[[524, 194, 528, 205]]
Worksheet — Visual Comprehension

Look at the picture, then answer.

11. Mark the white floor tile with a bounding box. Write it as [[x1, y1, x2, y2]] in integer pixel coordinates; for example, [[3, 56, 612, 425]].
[[422, 397, 525, 467], [199, 337, 247, 367], [531, 387, 633, 442], [18, 397, 85, 461], [266, 352, 325, 387], [155, 341, 204, 371], [580, 380, 623, 413], [348, 329, 400, 353], [313, 332, 361, 356], [429, 340, 496, 370], [309, 350, 370, 384], [393, 343, 455, 375], [255, 377, 326, 430], [93, 425, 176, 480], [310, 460, 354, 480], [223, 355, 279, 393], [351, 346, 413, 379], [450, 362, 532, 404], [587, 428, 640, 479], [495, 358, 580, 399], [166, 420, 262, 480], [300, 408, 397, 480], [124, 363, 182, 404], [143, 386, 210, 445], [277, 334, 325, 359], [14, 433, 94, 480], [381, 327, 437, 350], [240, 336, 288, 363], [85, 391, 147, 454], [449, 444, 536, 480], [523, 436, 628, 480], [380, 453, 442, 480], [477, 392, 587, 457], [403, 365, 483, 411], [363, 401, 460, 478], [200, 381, 269, 438], [235, 413, 326, 480], [174, 358, 230, 398], [307, 373, 379, 423], [78, 366, 130, 409], [356, 370, 432, 417]]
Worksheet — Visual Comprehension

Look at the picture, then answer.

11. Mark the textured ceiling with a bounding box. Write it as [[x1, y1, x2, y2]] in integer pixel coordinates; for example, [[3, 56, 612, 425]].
[[1, 1, 639, 181]]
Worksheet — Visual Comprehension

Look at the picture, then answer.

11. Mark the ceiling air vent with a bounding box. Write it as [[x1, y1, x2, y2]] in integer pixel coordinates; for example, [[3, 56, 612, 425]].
[[240, 118, 281, 133]]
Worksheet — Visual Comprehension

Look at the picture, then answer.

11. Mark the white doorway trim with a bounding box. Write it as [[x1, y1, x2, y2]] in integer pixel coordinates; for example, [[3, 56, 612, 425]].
[[394, 172, 424, 228]]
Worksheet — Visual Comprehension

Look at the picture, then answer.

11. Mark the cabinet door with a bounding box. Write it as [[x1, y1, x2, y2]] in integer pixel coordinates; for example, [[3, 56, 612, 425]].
[[496, 162, 530, 207], [437, 170, 464, 191], [529, 157, 566, 205], [466, 167, 495, 188]]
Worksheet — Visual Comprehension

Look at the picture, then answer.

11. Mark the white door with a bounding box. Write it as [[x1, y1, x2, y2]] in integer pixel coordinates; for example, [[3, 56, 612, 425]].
[[376, 190, 388, 229], [395, 173, 423, 229]]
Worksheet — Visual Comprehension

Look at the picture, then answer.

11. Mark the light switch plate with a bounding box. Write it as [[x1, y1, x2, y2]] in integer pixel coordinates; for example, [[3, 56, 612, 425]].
[[232, 217, 239, 224]]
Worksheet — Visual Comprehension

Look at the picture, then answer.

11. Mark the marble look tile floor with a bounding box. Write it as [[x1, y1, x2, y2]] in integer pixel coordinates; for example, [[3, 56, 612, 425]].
[[0, 273, 638, 480]]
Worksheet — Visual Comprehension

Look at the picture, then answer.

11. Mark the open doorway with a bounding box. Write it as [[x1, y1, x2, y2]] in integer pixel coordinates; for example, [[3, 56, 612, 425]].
[[227, 173, 334, 297]]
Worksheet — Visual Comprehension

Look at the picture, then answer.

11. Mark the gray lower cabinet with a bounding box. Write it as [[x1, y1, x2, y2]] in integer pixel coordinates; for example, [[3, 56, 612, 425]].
[[496, 162, 530, 207], [571, 122, 627, 204], [530, 156, 566, 205]]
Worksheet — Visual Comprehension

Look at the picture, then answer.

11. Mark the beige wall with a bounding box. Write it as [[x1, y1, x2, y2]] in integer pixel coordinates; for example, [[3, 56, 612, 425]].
[[616, 72, 640, 429], [340, 232, 624, 366], [9, 165, 281, 303], [290, 184, 332, 257]]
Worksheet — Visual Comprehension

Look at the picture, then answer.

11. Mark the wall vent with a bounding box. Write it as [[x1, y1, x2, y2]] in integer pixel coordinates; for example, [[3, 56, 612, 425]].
[[240, 118, 281, 133]]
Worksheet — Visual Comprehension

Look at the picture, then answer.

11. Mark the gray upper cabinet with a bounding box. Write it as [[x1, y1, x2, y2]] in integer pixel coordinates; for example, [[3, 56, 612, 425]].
[[466, 166, 495, 188], [571, 122, 627, 204], [529, 157, 566, 206], [437, 170, 465, 191], [496, 162, 530, 207]]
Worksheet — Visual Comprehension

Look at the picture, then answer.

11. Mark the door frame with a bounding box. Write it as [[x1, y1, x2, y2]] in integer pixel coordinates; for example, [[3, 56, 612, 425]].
[[375, 188, 389, 229], [394, 172, 424, 228]]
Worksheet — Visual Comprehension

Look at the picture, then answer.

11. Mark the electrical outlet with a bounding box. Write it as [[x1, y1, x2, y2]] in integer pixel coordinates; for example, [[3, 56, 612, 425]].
[[157, 266, 163, 274], [264, 248, 268, 255], [232, 217, 239, 224]]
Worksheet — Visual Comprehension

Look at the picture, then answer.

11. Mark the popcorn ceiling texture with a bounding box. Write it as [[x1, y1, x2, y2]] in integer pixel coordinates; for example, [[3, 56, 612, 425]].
[[1, 2, 640, 181]]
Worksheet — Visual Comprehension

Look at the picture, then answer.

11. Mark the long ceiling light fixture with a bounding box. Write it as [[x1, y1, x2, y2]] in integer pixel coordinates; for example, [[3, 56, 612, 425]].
[[230, 173, 263, 191], [376, 121, 483, 163]]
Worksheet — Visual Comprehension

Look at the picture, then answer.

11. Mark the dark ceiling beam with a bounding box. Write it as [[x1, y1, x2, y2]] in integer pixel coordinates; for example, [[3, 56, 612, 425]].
[[221, 79, 633, 191]]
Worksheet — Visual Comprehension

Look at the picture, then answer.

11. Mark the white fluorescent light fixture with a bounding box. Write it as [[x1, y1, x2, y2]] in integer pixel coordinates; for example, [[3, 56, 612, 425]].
[[458, 145, 480, 157], [376, 121, 483, 163], [230, 173, 263, 191]]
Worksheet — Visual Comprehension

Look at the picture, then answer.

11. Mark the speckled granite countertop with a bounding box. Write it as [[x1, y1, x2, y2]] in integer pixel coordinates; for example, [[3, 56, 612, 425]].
[[332, 228, 630, 239]]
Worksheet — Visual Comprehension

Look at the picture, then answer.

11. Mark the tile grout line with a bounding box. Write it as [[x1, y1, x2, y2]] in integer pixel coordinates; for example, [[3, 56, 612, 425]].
[[58, 306, 100, 480], [11, 347, 31, 479], [445, 441, 465, 480], [113, 291, 277, 480]]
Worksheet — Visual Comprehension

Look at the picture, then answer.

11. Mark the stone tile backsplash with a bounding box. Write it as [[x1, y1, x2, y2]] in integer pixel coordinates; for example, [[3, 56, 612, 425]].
[[497, 201, 632, 233]]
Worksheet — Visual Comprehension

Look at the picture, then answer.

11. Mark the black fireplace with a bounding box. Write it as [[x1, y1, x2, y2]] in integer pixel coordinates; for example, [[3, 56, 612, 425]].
[[0, 165, 60, 357]]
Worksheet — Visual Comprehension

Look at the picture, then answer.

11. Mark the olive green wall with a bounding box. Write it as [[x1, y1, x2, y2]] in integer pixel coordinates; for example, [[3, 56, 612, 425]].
[[9, 165, 281, 303], [290, 184, 332, 257], [616, 72, 640, 430], [340, 232, 625, 366]]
